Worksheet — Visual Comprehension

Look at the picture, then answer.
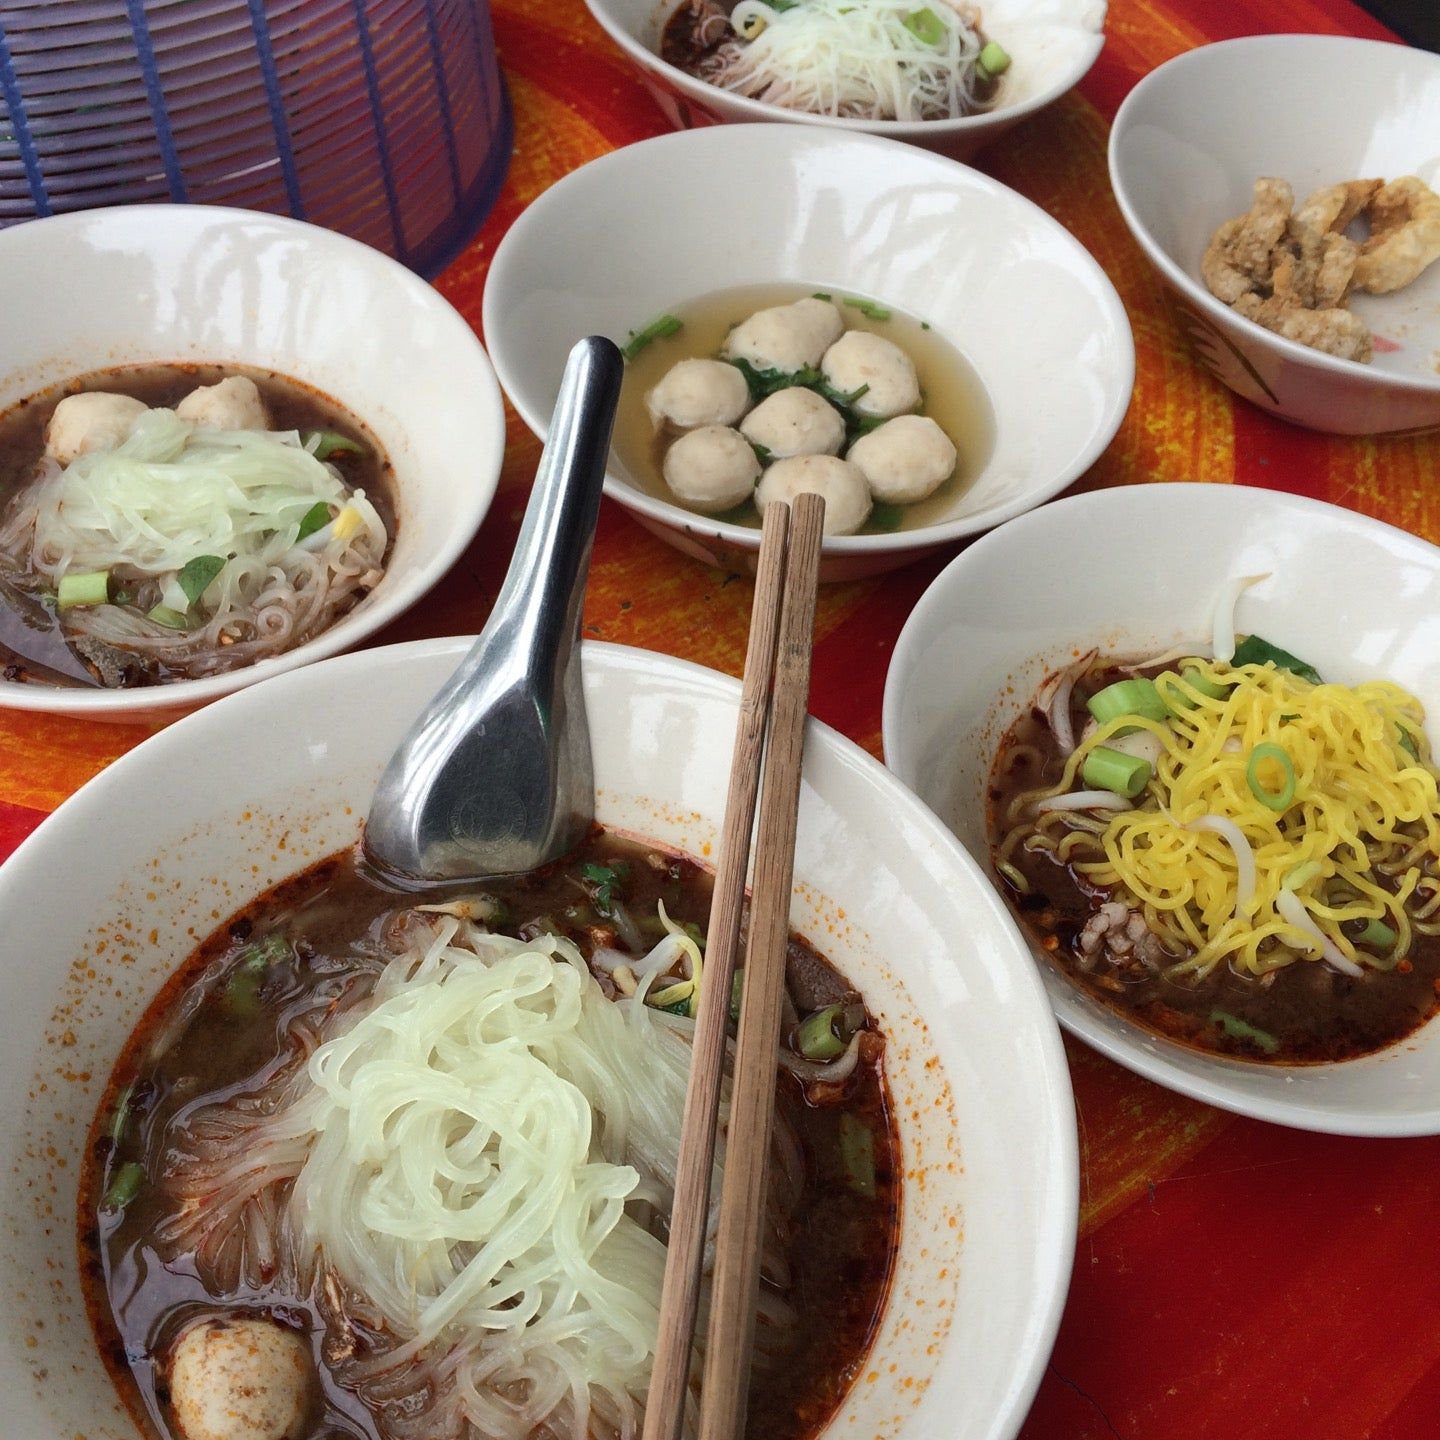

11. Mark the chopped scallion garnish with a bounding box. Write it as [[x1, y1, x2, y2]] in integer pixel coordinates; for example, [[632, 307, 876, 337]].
[[104, 1161, 145, 1212], [843, 297, 891, 322], [977, 40, 1012, 80], [146, 605, 190, 631], [869, 502, 904, 532], [1209, 1009, 1279, 1054], [306, 430, 365, 461], [838, 1113, 877, 1198], [621, 314, 683, 361], [796, 1004, 852, 1060], [1358, 918, 1397, 950], [1246, 743, 1296, 812], [56, 571, 110, 609], [1081, 746, 1152, 798]]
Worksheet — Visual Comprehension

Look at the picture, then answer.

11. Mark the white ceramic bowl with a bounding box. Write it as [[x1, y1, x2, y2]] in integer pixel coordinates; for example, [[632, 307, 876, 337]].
[[584, 0, 1106, 162], [0, 639, 1076, 1440], [484, 125, 1134, 582], [883, 482, 1440, 1136], [0, 205, 505, 723], [1109, 35, 1440, 436]]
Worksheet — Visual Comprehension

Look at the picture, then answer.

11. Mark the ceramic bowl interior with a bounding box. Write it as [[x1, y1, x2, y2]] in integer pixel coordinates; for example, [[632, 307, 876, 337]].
[[0, 205, 505, 722], [582, 0, 1106, 153], [883, 482, 1440, 1136], [484, 124, 1132, 574], [0, 639, 1077, 1440], [1110, 34, 1440, 392]]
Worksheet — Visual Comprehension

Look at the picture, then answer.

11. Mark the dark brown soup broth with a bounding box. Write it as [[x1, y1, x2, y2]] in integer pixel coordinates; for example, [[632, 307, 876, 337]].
[[80, 832, 899, 1440]]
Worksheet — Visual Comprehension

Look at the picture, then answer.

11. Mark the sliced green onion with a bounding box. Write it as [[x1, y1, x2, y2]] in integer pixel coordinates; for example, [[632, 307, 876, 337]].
[[108, 1082, 135, 1146], [750, 440, 772, 466], [146, 605, 190, 631], [1230, 635, 1322, 686], [843, 297, 891, 321], [1081, 746, 1152, 798], [1087, 677, 1169, 728], [1358, 919, 1397, 950], [177, 554, 225, 607], [306, 429, 365, 461], [869, 502, 904, 533], [902, 7, 946, 45], [1399, 729, 1420, 760], [977, 40, 1012, 79], [104, 1161, 145, 1212], [296, 501, 333, 543], [1284, 859, 1323, 889], [812, 291, 833, 301], [1246, 743, 1296, 812], [796, 1004, 850, 1061], [1209, 1009, 1279, 1055], [56, 571, 110, 609], [838, 1113, 877, 1199], [621, 314, 682, 361]]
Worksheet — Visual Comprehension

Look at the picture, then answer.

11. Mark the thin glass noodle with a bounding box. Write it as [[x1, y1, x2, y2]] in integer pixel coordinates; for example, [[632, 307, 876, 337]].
[[155, 914, 803, 1440], [999, 654, 1440, 983], [703, 0, 996, 121], [0, 407, 386, 677]]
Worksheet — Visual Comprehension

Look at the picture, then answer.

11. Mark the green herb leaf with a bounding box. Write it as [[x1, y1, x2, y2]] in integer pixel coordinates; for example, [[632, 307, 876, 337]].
[[902, 7, 946, 45], [177, 554, 225, 607], [869, 502, 904, 532], [581, 861, 627, 917], [851, 414, 888, 438], [812, 291, 833, 301], [750, 440, 772, 465], [1230, 635, 1322, 686], [621, 314, 683, 361], [728, 357, 823, 400], [844, 296, 892, 321], [306, 430, 365, 461], [296, 501, 332, 543]]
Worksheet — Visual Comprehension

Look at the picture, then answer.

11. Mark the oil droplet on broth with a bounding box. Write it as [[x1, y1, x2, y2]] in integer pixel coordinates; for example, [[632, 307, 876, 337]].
[[612, 283, 997, 536]]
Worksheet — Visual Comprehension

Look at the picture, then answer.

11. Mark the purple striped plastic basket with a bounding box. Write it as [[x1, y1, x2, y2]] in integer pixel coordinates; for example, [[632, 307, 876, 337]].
[[0, 0, 511, 275]]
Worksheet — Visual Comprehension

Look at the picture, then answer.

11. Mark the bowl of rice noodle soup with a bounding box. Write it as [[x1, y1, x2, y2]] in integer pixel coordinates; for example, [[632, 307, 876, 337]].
[[884, 482, 1440, 1136], [0, 206, 505, 723], [0, 638, 1077, 1440], [582, 0, 1107, 160]]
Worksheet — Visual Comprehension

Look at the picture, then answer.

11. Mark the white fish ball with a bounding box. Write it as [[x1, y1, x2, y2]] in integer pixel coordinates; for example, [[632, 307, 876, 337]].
[[663, 425, 761, 513], [723, 297, 844, 373], [44, 392, 147, 465], [847, 415, 957, 503], [646, 359, 751, 431], [168, 1315, 313, 1440], [820, 331, 920, 418], [754, 455, 871, 536], [740, 387, 844, 459], [175, 375, 269, 431]]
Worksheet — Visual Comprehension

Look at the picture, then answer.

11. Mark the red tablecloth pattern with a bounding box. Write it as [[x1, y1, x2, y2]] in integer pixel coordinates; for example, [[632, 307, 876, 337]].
[[4, 2, 1438, 1435]]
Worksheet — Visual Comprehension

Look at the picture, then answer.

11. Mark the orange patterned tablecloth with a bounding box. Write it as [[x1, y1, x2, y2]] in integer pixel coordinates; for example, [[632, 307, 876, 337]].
[[5, 1, 1440, 1435]]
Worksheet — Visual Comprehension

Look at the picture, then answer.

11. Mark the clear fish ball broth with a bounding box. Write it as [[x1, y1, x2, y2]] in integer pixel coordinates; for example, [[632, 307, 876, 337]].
[[614, 284, 994, 536]]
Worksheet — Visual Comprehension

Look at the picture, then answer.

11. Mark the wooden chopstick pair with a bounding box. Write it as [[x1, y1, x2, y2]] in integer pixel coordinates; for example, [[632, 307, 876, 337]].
[[642, 491, 827, 1440]]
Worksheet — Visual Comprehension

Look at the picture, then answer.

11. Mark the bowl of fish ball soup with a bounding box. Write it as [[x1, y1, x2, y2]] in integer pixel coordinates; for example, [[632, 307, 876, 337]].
[[1109, 34, 1440, 435], [884, 482, 1440, 1135], [0, 636, 1078, 1440], [0, 205, 505, 722], [484, 124, 1134, 581]]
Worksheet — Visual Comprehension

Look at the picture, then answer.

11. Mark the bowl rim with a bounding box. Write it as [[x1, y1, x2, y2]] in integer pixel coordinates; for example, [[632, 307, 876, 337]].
[[1107, 32, 1440, 396], [1, 634, 1081, 1439], [483, 123, 1135, 557], [581, 0, 1107, 136], [0, 203, 506, 718], [881, 480, 1440, 1136]]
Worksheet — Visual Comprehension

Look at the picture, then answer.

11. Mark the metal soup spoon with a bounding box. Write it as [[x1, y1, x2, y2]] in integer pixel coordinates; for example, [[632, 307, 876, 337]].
[[364, 335, 623, 885]]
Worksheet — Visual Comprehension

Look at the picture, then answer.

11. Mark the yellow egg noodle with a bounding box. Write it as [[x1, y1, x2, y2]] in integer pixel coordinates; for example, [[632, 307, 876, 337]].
[[1001, 657, 1440, 981]]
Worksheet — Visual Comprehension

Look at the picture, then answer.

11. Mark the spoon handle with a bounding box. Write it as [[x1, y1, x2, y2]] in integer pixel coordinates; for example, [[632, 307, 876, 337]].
[[364, 335, 623, 882]]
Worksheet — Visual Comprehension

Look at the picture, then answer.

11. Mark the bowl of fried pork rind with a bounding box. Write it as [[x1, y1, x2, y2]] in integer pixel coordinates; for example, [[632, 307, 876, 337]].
[[1109, 34, 1440, 436]]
